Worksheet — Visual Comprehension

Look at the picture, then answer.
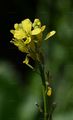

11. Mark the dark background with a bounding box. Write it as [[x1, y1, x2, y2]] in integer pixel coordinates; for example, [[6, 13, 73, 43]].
[[0, 0, 38, 75]]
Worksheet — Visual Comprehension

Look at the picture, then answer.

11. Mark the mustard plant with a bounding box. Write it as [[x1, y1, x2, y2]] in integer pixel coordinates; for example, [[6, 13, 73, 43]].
[[10, 18, 56, 120]]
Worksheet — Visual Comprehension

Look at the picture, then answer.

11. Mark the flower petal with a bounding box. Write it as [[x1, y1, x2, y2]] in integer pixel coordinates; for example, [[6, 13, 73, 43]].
[[22, 19, 32, 33], [23, 56, 29, 64], [23, 56, 33, 69], [45, 31, 56, 40], [10, 30, 15, 34], [41, 25, 46, 31], [24, 37, 31, 44], [33, 19, 41, 28], [10, 39, 28, 53], [14, 29, 26, 39], [31, 28, 41, 35], [14, 23, 19, 29]]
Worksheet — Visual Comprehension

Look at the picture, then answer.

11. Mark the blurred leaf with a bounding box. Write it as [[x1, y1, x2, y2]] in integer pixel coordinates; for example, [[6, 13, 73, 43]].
[[17, 72, 42, 120], [54, 112, 73, 120], [0, 61, 23, 120]]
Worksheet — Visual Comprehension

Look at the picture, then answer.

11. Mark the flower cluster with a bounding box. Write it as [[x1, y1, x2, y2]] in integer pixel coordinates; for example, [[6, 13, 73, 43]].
[[10, 18, 56, 68]]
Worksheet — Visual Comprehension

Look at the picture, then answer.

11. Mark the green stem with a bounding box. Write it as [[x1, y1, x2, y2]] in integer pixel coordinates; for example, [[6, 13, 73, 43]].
[[39, 63, 47, 120], [39, 63, 54, 120], [42, 85, 47, 120]]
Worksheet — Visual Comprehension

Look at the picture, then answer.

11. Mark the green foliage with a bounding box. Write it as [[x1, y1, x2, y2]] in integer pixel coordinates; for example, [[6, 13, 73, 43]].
[[0, 61, 42, 120]]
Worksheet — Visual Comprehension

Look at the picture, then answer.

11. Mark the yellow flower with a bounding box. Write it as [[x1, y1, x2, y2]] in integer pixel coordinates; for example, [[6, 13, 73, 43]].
[[47, 87, 52, 96], [10, 18, 46, 57], [10, 19, 32, 44], [10, 18, 56, 68], [32, 19, 46, 35], [32, 19, 46, 46], [10, 19, 45, 45], [33, 19, 41, 28]]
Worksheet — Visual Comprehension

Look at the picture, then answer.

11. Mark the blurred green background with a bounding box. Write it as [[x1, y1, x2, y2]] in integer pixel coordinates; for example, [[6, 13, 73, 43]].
[[0, 0, 73, 120]]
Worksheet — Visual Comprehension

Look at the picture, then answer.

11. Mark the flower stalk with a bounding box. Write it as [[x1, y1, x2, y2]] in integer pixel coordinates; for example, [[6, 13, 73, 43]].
[[39, 63, 53, 120]]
